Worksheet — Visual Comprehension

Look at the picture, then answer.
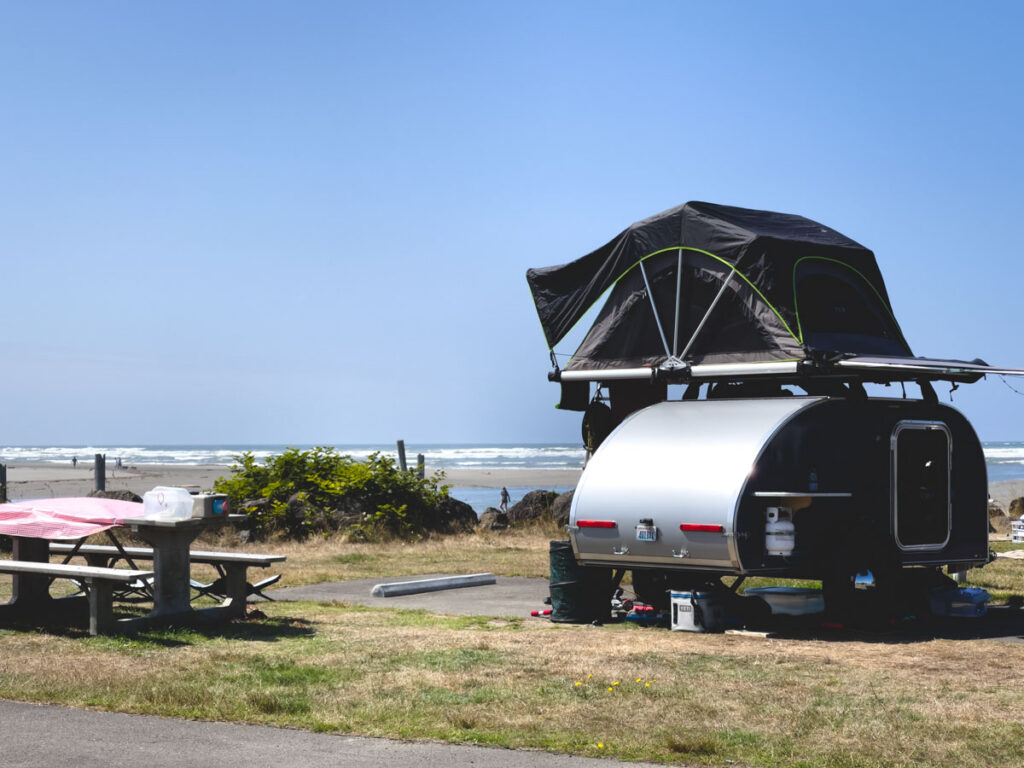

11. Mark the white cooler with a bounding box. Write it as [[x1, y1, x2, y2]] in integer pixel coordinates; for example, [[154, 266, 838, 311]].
[[670, 591, 723, 632]]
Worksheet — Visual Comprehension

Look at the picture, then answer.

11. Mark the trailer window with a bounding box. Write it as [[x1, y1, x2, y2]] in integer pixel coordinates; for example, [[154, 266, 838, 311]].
[[892, 422, 951, 550]]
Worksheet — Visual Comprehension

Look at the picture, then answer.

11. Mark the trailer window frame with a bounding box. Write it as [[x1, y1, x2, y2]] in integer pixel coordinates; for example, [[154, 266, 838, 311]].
[[891, 420, 952, 552]]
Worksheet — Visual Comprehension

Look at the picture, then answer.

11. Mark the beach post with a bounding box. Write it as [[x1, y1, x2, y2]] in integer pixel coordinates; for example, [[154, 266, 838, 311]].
[[94, 453, 106, 492], [0, 463, 7, 503], [397, 440, 408, 472], [416, 453, 425, 479]]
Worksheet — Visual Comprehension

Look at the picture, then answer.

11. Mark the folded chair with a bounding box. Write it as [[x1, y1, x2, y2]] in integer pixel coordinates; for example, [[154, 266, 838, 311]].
[[191, 573, 281, 602]]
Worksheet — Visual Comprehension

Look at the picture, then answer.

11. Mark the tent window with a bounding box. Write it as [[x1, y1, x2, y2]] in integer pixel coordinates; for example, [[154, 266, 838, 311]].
[[794, 259, 907, 356], [797, 273, 893, 338]]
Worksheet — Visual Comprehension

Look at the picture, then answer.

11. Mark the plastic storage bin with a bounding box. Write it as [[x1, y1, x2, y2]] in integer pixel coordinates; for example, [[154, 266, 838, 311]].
[[929, 586, 990, 618], [744, 586, 825, 616], [142, 486, 195, 520]]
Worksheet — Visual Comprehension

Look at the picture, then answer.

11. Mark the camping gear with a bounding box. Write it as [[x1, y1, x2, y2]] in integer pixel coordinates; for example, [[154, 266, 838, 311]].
[[548, 540, 613, 623], [670, 590, 723, 632], [142, 487, 194, 520], [527, 201, 1024, 387], [744, 586, 825, 616], [928, 586, 990, 617], [1011, 519, 1024, 543], [528, 202, 1024, 621], [190, 493, 229, 518]]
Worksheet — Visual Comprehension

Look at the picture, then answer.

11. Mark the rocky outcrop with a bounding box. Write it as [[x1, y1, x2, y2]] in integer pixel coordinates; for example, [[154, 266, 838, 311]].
[[989, 502, 1011, 534], [1010, 497, 1024, 520], [439, 496, 478, 531], [87, 489, 143, 503], [478, 507, 510, 530], [551, 489, 575, 527], [507, 490, 559, 524]]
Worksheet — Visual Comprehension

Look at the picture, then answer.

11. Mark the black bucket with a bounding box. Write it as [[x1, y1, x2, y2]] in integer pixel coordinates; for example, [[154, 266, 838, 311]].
[[549, 540, 612, 623]]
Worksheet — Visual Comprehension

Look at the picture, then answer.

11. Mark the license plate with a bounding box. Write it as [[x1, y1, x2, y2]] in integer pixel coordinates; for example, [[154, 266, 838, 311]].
[[635, 524, 658, 542]]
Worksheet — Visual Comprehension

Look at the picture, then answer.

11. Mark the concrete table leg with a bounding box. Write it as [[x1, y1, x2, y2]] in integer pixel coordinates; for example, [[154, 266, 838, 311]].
[[9, 538, 52, 611], [132, 526, 201, 618], [86, 579, 114, 635]]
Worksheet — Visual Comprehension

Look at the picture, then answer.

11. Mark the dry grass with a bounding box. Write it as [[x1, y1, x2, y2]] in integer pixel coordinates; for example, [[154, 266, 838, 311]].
[[197, 521, 566, 586], [1, 529, 1023, 767], [0, 601, 1023, 767]]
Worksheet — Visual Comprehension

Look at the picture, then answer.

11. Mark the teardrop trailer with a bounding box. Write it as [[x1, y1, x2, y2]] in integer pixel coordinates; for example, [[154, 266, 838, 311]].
[[526, 201, 1024, 626]]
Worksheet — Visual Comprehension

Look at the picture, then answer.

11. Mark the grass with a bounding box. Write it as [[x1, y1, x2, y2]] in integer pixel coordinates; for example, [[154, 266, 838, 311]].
[[1, 600, 1023, 767], [0, 528, 1023, 767]]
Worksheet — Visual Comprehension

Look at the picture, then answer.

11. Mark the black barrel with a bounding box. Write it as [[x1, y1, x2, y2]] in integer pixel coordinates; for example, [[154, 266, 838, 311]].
[[549, 540, 612, 623]]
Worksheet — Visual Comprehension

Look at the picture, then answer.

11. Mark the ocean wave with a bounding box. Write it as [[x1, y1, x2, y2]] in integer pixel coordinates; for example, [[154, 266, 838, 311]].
[[0, 443, 587, 470]]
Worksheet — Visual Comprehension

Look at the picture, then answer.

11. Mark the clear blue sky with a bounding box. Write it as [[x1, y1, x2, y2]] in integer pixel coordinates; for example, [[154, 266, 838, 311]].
[[1, 2, 1022, 445]]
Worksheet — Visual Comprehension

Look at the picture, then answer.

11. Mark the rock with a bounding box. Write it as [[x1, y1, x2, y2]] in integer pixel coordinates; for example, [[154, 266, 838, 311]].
[[989, 503, 1011, 534], [1010, 497, 1024, 520], [287, 492, 309, 520], [241, 497, 270, 513], [507, 490, 560, 524], [439, 496, 478, 530], [478, 507, 509, 530], [87, 489, 143, 503], [551, 489, 575, 527]]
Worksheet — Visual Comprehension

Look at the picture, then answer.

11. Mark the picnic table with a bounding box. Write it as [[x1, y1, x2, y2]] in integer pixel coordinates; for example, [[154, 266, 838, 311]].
[[0, 497, 285, 634]]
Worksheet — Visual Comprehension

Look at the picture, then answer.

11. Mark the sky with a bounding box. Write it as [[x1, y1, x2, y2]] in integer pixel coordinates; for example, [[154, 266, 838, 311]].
[[0, 2, 1022, 445]]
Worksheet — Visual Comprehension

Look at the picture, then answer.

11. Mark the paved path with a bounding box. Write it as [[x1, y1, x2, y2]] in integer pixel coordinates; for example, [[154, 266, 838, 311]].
[[272, 574, 553, 618], [0, 700, 666, 768], [270, 574, 1024, 643]]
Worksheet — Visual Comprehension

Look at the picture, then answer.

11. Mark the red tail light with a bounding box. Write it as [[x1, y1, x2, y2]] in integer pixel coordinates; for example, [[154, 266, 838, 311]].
[[577, 520, 617, 529], [680, 524, 724, 533]]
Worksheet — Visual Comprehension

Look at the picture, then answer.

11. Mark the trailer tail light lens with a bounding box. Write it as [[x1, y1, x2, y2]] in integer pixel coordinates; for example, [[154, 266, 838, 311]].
[[577, 520, 617, 529], [680, 524, 725, 533]]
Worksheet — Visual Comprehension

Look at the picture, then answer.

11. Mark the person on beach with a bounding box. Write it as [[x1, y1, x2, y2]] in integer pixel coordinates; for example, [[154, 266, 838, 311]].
[[72, 456, 77, 468], [500, 486, 510, 513]]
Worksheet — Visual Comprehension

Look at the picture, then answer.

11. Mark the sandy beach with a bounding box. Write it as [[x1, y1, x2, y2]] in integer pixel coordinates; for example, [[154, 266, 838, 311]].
[[1, 462, 583, 501]]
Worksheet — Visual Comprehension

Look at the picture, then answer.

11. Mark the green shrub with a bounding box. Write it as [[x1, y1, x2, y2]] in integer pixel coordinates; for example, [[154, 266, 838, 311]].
[[214, 447, 453, 541]]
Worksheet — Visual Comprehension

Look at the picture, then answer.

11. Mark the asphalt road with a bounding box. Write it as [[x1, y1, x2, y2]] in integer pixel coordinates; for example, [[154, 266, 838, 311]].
[[0, 700, 666, 768]]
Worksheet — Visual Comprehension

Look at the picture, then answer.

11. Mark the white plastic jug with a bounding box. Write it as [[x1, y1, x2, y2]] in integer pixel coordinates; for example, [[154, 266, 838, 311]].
[[142, 486, 194, 520]]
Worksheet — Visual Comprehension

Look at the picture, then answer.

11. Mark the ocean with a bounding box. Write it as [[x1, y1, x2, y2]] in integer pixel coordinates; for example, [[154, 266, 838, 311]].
[[0, 444, 587, 471]]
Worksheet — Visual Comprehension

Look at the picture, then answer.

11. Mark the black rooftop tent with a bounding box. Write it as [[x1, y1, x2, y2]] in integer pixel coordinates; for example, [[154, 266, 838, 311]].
[[527, 201, 913, 373]]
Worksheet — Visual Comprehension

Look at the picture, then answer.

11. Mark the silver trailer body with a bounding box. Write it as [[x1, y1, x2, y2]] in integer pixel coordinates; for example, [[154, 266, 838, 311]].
[[568, 397, 822, 571], [568, 396, 989, 579]]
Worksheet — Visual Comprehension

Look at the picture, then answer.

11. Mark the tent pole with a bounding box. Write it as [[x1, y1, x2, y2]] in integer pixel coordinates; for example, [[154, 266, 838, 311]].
[[679, 268, 736, 361], [639, 261, 672, 358], [672, 249, 682, 357]]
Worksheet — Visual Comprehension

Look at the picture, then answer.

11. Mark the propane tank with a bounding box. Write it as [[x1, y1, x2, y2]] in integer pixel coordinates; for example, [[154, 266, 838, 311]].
[[765, 506, 795, 556]]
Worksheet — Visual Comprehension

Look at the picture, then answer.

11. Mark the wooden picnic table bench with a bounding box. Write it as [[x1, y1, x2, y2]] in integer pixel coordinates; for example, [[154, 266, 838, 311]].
[[0, 559, 154, 635], [49, 543, 285, 605]]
